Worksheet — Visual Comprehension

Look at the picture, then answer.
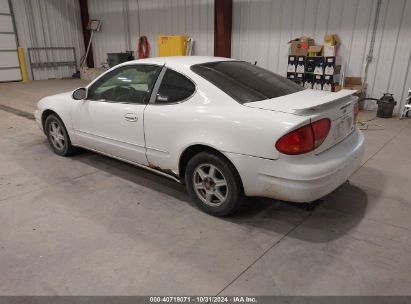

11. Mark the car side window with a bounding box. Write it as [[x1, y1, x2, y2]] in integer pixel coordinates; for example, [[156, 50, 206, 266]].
[[87, 64, 161, 104], [155, 69, 195, 104]]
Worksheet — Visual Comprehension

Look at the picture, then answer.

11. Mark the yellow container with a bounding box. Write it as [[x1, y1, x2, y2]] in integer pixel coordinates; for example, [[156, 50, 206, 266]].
[[158, 35, 188, 57]]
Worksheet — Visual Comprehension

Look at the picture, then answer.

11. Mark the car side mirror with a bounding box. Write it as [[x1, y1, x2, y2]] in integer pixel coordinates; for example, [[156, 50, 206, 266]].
[[72, 87, 87, 100]]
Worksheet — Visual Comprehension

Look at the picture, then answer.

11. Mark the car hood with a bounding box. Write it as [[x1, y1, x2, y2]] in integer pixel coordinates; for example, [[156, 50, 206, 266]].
[[53, 91, 73, 98], [242, 89, 357, 114], [37, 91, 73, 110]]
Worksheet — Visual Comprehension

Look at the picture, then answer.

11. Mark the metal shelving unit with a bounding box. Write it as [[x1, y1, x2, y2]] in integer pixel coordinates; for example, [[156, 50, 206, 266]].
[[27, 47, 77, 80]]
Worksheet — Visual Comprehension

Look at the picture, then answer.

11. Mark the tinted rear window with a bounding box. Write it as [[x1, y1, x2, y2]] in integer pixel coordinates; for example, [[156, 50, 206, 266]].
[[191, 61, 304, 104], [156, 69, 195, 104]]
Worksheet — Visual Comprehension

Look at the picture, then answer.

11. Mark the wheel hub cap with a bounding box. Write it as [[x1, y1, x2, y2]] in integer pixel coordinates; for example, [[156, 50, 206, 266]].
[[193, 164, 228, 207], [49, 121, 65, 150]]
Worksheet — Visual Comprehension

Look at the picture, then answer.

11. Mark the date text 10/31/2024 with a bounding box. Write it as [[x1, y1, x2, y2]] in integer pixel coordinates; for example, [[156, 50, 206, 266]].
[[149, 296, 258, 303]]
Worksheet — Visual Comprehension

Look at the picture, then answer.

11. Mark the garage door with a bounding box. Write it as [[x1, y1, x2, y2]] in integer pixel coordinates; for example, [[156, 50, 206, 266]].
[[0, 0, 21, 82]]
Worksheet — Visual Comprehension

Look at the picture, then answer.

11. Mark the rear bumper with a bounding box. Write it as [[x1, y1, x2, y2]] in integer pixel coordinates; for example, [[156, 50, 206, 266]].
[[224, 129, 365, 202]]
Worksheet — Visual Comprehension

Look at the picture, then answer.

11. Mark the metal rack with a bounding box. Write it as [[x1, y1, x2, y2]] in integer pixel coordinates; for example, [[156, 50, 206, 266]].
[[28, 47, 77, 80]]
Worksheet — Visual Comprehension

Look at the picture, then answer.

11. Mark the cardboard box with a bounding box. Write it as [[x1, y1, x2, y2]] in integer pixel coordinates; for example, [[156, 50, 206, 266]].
[[343, 76, 366, 108], [324, 34, 336, 46], [80, 67, 105, 81], [334, 84, 342, 92], [343, 77, 363, 93], [324, 45, 337, 57], [324, 34, 340, 46], [324, 34, 340, 56], [308, 45, 323, 57], [288, 37, 314, 56]]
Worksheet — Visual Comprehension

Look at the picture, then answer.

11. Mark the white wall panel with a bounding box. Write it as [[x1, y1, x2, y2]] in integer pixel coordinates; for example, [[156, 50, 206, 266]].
[[0, 14, 13, 32], [0, 0, 21, 82], [232, 0, 411, 113], [0, 34, 16, 48], [0, 0, 10, 12], [88, 0, 214, 68], [11, 0, 85, 80]]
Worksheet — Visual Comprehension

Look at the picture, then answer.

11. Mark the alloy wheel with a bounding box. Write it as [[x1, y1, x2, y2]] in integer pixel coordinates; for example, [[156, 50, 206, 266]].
[[193, 163, 228, 207], [48, 121, 65, 151]]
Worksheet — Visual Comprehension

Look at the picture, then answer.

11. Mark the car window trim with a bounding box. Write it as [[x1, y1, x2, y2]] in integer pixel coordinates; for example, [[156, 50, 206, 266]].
[[149, 65, 167, 104], [86, 63, 163, 105], [150, 67, 197, 106]]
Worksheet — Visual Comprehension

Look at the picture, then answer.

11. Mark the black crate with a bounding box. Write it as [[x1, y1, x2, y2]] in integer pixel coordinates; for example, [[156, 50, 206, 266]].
[[321, 81, 337, 92], [288, 55, 297, 64], [303, 73, 314, 89], [287, 72, 296, 80], [296, 56, 306, 73], [295, 72, 304, 81], [305, 57, 324, 74], [323, 74, 340, 84]]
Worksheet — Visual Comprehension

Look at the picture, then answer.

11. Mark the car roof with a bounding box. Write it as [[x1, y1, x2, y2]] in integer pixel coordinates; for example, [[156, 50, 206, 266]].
[[119, 56, 236, 70]]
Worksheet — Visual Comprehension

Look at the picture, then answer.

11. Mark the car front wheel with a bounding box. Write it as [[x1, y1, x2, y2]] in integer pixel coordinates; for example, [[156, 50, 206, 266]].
[[45, 114, 77, 156], [185, 152, 244, 216]]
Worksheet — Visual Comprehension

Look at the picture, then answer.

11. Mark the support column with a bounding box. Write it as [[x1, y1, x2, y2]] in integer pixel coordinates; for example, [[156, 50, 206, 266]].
[[79, 0, 94, 68], [214, 0, 232, 58]]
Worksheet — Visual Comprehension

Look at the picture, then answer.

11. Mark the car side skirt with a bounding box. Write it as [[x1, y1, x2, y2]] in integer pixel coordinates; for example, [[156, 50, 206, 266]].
[[74, 144, 183, 183]]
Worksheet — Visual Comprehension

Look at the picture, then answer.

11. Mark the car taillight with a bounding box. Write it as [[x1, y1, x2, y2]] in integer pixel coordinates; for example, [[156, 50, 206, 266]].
[[275, 118, 331, 155], [353, 102, 359, 123]]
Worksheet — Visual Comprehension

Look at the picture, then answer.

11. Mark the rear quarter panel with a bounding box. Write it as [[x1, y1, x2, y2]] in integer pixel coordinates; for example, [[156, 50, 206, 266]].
[[143, 74, 308, 175]]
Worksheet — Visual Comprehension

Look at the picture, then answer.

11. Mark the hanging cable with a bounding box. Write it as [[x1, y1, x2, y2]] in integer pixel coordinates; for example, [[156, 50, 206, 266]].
[[138, 36, 150, 59]]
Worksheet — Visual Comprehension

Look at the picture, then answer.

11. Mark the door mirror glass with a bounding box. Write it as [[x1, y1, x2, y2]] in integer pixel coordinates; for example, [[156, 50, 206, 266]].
[[72, 87, 87, 100]]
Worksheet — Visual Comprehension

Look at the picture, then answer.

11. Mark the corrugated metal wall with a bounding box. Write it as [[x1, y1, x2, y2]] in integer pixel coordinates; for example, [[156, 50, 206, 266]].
[[88, 0, 214, 68], [9, 0, 410, 112], [11, 0, 84, 80], [232, 0, 411, 112]]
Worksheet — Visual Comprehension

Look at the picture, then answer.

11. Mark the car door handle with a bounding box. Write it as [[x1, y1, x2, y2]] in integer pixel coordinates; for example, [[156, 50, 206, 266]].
[[124, 113, 138, 122]]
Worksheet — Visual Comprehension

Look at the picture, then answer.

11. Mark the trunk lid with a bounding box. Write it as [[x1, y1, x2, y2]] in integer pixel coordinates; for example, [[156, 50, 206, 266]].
[[243, 89, 356, 114], [243, 89, 358, 154]]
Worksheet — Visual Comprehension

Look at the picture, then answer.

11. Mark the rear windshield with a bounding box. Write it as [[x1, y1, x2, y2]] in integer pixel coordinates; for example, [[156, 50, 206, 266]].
[[191, 61, 304, 104]]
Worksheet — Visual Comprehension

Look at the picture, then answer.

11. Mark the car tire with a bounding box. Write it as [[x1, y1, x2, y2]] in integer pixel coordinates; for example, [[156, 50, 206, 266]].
[[45, 114, 78, 156], [185, 152, 244, 216]]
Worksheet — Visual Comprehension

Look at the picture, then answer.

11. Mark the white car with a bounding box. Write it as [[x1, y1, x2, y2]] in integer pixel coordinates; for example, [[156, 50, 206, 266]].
[[35, 56, 364, 216]]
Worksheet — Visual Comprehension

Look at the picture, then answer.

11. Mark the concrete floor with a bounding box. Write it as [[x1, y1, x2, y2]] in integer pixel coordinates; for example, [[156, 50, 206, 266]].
[[0, 79, 411, 296]]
